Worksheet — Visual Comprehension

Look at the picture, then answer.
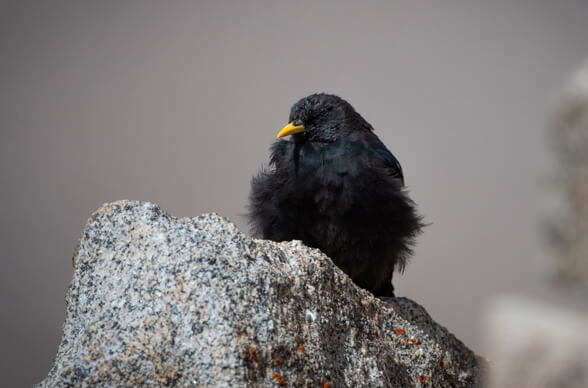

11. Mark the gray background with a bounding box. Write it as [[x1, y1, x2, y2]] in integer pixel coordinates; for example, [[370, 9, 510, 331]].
[[2, 1, 588, 386]]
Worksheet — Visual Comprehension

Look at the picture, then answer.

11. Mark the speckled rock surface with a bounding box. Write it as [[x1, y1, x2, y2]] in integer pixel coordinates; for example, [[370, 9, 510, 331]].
[[39, 200, 483, 387]]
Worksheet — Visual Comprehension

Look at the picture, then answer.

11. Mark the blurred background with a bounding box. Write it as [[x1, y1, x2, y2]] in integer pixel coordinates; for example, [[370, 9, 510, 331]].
[[2, 1, 588, 386]]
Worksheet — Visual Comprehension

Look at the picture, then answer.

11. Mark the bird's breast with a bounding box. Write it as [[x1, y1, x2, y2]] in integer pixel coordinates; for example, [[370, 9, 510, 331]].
[[292, 143, 347, 179], [284, 142, 362, 214]]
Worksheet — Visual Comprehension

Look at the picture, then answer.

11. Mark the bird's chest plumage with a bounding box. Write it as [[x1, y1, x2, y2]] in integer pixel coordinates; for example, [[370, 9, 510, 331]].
[[280, 139, 362, 215]]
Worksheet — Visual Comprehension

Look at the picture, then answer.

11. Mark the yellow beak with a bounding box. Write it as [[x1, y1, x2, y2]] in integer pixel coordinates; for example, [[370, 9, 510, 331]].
[[276, 122, 305, 139]]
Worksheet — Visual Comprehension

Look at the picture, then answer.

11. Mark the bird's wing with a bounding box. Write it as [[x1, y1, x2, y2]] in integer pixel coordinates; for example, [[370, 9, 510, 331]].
[[367, 134, 405, 185]]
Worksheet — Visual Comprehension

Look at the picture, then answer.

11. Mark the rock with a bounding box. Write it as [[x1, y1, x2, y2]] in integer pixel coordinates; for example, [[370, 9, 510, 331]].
[[38, 200, 483, 387], [484, 297, 588, 388], [546, 57, 588, 283]]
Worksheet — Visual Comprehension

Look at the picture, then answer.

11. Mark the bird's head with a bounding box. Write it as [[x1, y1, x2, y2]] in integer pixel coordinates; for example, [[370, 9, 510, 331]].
[[277, 93, 367, 142]]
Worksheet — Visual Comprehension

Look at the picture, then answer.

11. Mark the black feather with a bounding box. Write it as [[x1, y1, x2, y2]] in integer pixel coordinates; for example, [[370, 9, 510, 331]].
[[248, 93, 424, 297]]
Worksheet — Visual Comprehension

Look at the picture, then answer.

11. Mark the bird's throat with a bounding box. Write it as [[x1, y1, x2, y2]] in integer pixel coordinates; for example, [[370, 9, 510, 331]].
[[293, 141, 301, 177]]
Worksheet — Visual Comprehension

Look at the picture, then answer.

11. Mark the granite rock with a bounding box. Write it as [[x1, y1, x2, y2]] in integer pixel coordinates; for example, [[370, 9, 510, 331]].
[[39, 200, 483, 387]]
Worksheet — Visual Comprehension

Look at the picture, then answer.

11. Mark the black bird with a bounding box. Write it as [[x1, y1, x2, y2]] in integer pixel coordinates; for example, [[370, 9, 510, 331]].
[[248, 93, 423, 297]]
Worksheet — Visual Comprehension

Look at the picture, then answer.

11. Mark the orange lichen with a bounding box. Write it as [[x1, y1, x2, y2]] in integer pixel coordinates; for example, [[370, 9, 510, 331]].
[[419, 376, 427, 383], [274, 358, 281, 366], [250, 348, 257, 360], [394, 327, 406, 335], [298, 345, 307, 355], [411, 339, 421, 347], [323, 382, 332, 388], [271, 372, 287, 386]]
